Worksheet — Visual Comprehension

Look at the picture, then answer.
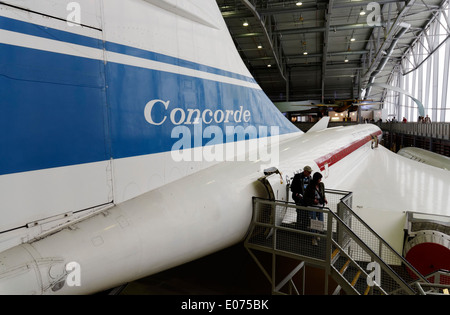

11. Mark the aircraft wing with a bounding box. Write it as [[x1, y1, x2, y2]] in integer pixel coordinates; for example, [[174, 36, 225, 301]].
[[333, 145, 450, 252], [398, 147, 450, 171]]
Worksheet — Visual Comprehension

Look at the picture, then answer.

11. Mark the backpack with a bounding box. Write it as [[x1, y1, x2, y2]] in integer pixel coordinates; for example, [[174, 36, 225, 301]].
[[290, 173, 301, 193]]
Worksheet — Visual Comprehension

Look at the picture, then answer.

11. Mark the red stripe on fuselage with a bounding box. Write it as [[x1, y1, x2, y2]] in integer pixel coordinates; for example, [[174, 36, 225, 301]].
[[315, 130, 382, 171]]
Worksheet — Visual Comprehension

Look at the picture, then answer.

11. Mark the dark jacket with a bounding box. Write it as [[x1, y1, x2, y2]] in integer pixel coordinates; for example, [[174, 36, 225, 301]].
[[290, 172, 311, 204], [304, 182, 326, 207]]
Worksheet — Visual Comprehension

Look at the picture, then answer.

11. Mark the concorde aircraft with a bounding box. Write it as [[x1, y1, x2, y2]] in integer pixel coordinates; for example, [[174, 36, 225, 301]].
[[0, 0, 449, 294]]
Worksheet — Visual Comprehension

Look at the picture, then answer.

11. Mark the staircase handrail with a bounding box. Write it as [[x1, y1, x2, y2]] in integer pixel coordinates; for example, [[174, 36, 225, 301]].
[[326, 209, 415, 295], [334, 190, 429, 285]]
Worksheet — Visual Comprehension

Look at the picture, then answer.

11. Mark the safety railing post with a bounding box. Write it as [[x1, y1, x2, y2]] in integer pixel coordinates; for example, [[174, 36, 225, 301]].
[[271, 204, 276, 294], [325, 210, 334, 295]]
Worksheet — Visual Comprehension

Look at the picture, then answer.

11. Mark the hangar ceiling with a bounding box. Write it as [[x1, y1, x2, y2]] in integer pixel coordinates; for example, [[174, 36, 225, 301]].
[[217, 0, 447, 108]]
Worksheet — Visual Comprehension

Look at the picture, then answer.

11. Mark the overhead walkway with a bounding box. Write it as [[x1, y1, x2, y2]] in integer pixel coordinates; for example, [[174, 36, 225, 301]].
[[244, 190, 450, 295], [294, 122, 450, 156], [380, 122, 450, 141], [381, 122, 450, 156]]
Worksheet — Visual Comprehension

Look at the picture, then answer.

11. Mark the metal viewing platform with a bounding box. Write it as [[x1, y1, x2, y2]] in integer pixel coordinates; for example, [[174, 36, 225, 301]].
[[244, 190, 450, 295]]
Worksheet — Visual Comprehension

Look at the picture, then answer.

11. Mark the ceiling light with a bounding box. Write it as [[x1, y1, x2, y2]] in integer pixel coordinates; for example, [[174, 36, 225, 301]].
[[303, 51, 308, 55], [267, 64, 272, 68], [344, 57, 349, 62], [360, 8, 366, 15], [350, 37, 356, 42], [243, 21, 249, 27], [296, 2, 303, 6], [257, 44, 262, 49]]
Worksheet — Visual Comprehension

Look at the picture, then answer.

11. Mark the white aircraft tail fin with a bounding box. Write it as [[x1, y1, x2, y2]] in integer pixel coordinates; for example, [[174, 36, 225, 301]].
[[307, 117, 330, 133]]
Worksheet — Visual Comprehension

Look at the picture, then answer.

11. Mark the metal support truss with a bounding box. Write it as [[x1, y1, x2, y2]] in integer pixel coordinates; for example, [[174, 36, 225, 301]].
[[240, 0, 286, 82]]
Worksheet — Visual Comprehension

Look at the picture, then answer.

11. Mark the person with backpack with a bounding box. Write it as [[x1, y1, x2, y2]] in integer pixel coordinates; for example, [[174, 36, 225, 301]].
[[304, 172, 328, 245], [290, 165, 312, 229]]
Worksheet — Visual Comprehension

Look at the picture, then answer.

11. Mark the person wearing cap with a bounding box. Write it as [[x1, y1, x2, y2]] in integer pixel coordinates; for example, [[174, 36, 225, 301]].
[[290, 165, 312, 229]]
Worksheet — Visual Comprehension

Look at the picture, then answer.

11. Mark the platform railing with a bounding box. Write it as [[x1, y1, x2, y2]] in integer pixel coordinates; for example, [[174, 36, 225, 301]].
[[381, 122, 450, 140], [413, 269, 450, 295], [293, 122, 450, 141], [245, 190, 429, 295], [333, 190, 428, 293]]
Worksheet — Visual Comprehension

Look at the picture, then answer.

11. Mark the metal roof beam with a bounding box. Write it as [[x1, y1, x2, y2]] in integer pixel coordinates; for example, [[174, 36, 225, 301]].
[[363, 0, 417, 98], [256, 0, 401, 15], [257, 3, 326, 15], [333, 0, 405, 9], [240, 0, 287, 81], [285, 61, 362, 69], [233, 32, 264, 38], [322, 0, 334, 103], [278, 50, 369, 60], [277, 23, 381, 36]]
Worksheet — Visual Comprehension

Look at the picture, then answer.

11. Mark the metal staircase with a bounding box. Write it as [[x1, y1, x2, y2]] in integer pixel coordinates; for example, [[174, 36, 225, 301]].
[[244, 190, 446, 295]]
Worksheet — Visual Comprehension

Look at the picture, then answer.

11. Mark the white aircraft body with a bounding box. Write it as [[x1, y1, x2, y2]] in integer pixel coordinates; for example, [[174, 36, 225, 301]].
[[398, 147, 450, 171], [0, 0, 449, 294]]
